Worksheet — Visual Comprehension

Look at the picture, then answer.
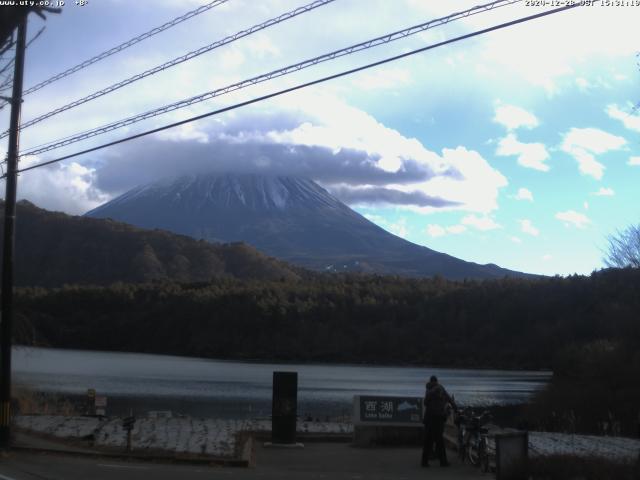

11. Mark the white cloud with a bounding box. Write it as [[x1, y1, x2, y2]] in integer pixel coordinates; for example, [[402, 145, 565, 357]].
[[363, 213, 386, 224], [363, 214, 410, 239], [10, 158, 110, 215], [476, 3, 639, 93], [156, 0, 216, 7], [154, 123, 209, 143], [571, 149, 605, 180], [560, 128, 627, 179], [542, 254, 553, 261], [244, 34, 280, 58], [423, 147, 508, 214], [11, 0, 637, 252], [496, 134, 550, 172], [510, 236, 522, 244], [265, 92, 446, 175], [394, 147, 508, 215], [555, 210, 591, 229], [447, 225, 466, 235], [461, 215, 501, 231], [515, 187, 533, 202], [561, 128, 627, 154], [352, 68, 412, 91], [493, 104, 539, 130], [629, 157, 640, 166], [575, 77, 590, 91], [220, 48, 245, 69], [592, 187, 615, 197], [72, 90, 511, 218], [389, 218, 409, 239], [426, 224, 446, 238], [426, 223, 466, 237], [519, 219, 539, 236], [606, 105, 640, 133], [584, 201, 589, 210]]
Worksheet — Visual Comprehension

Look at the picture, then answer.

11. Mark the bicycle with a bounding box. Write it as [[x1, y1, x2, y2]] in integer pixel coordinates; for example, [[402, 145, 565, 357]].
[[455, 409, 491, 472]]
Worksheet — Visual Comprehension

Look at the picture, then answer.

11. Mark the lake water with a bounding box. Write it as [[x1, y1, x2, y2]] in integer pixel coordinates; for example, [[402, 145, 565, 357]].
[[13, 347, 550, 419]]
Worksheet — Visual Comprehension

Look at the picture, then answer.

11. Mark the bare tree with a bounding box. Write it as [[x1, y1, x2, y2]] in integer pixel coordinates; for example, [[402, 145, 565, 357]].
[[604, 224, 640, 268]]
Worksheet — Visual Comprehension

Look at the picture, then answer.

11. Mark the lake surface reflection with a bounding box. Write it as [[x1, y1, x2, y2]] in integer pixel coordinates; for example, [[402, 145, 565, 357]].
[[13, 347, 550, 418]]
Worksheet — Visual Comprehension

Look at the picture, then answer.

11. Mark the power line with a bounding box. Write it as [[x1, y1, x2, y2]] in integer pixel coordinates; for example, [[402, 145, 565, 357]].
[[9, 3, 580, 178], [0, 26, 46, 109], [19, 0, 524, 157], [0, 26, 44, 75], [21, 0, 230, 97], [26, 25, 46, 49], [0, 74, 12, 93], [0, 39, 16, 85], [0, 56, 15, 90], [0, 41, 13, 58], [2, 0, 336, 138], [18, 0, 520, 155]]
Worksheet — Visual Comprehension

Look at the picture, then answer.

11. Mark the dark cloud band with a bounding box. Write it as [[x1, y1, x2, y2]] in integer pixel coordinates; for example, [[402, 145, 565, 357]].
[[328, 185, 460, 208]]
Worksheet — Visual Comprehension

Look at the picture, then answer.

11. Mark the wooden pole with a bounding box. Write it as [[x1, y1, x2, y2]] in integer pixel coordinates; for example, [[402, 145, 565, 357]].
[[0, 16, 27, 449]]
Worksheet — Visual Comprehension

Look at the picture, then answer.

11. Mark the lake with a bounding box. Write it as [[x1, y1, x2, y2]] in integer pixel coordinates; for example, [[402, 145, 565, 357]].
[[13, 347, 550, 419]]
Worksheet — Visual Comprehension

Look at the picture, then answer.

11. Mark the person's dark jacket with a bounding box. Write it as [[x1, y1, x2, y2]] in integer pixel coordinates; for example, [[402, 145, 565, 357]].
[[424, 382, 456, 417]]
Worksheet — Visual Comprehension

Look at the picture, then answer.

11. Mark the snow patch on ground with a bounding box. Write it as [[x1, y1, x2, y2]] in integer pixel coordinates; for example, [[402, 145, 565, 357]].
[[528, 431, 640, 462], [14, 415, 353, 458], [15, 415, 639, 462], [478, 425, 640, 463], [449, 422, 639, 464]]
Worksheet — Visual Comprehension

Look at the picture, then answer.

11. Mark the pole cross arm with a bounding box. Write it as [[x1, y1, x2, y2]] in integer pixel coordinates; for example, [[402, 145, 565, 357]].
[[0, 6, 59, 49]]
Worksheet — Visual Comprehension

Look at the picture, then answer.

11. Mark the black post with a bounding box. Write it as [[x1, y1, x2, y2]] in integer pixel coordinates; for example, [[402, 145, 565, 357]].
[[271, 371, 297, 444], [126, 428, 132, 452], [0, 17, 27, 449]]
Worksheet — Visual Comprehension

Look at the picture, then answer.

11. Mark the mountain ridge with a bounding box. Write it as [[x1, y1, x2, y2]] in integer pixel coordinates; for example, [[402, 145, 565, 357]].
[[86, 172, 532, 280], [1, 199, 302, 287]]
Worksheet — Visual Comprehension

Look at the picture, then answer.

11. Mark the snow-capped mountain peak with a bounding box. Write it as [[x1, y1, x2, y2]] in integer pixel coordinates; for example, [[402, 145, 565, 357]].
[[86, 172, 528, 280]]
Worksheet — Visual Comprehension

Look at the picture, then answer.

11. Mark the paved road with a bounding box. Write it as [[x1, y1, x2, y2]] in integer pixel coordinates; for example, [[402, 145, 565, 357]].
[[0, 443, 486, 480]]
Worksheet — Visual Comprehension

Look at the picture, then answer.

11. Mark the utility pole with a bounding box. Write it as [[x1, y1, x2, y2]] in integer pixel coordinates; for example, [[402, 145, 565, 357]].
[[0, 17, 27, 449]]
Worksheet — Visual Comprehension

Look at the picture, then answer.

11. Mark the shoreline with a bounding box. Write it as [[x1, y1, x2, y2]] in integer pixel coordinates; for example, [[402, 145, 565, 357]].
[[14, 345, 553, 374], [14, 387, 532, 426]]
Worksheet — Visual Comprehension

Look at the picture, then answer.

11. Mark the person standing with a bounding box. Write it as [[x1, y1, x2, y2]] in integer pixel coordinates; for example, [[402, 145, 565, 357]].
[[422, 375, 457, 467]]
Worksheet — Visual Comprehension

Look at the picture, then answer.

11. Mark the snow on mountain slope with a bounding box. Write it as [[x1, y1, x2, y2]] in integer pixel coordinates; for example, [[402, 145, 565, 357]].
[[86, 173, 529, 280]]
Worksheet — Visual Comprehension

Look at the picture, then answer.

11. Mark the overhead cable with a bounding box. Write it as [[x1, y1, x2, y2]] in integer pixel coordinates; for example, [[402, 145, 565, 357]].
[[9, 3, 580, 178], [0, 28, 45, 86], [2, 0, 336, 138], [20, 0, 524, 156], [21, 0, 230, 97], [0, 26, 46, 109]]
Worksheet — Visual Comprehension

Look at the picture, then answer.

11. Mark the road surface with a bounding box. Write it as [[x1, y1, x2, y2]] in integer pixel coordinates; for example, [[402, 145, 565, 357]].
[[0, 443, 485, 480]]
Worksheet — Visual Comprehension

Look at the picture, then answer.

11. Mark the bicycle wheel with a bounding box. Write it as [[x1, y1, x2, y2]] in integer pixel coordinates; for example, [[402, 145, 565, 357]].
[[479, 437, 490, 472], [458, 430, 466, 461], [459, 443, 467, 462], [466, 433, 481, 466]]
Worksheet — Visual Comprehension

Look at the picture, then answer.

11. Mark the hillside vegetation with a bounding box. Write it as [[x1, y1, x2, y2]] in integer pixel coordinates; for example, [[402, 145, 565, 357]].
[[5, 201, 640, 435], [14, 268, 640, 370], [1, 200, 301, 286]]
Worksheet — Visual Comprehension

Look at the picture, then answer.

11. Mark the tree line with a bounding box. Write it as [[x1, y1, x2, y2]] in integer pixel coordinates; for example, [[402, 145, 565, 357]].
[[2, 200, 303, 287], [14, 267, 640, 370]]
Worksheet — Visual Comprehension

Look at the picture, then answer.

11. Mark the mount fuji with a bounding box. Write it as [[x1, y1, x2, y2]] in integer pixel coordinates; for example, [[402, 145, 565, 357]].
[[86, 173, 527, 280]]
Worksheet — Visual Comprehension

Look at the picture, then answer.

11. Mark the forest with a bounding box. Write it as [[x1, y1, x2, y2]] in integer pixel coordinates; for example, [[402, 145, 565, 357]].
[[6, 201, 640, 436], [14, 267, 640, 370], [1, 200, 303, 286]]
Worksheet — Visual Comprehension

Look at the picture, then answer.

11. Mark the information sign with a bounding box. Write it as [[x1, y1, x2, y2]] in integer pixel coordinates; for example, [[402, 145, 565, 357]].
[[354, 396, 423, 425]]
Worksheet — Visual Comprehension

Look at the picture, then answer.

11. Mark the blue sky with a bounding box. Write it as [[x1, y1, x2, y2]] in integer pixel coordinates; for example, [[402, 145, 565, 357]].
[[1, 0, 639, 276]]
